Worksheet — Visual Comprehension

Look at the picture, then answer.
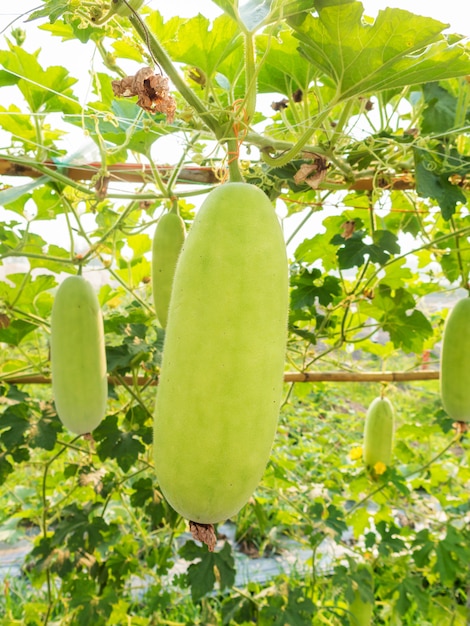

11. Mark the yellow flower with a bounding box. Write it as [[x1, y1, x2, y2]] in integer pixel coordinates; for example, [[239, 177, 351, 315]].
[[374, 461, 387, 475], [349, 446, 363, 461]]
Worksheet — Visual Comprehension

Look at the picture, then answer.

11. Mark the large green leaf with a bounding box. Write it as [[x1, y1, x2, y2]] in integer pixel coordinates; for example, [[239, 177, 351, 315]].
[[0, 45, 80, 114], [0, 105, 38, 149], [292, 3, 470, 100], [239, 0, 272, 32], [257, 30, 314, 95], [414, 147, 467, 220], [150, 13, 241, 81], [0, 176, 50, 206], [421, 83, 458, 135], [179, 540, 235, 601]]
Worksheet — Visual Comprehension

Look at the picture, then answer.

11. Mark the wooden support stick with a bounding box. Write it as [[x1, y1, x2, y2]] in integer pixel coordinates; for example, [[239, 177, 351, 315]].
[[0, 370, 439, 387], [0, 157, 423, 191]]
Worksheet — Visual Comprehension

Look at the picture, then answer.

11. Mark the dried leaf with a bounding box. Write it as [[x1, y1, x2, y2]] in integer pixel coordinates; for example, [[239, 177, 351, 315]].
[[341, 220, 356, 239], [294, 155, 329, 189], [0, 314, 10, 329], [95, 175, 110, 200], [112, 67, 176, 122], [271, 98, 289, 111]]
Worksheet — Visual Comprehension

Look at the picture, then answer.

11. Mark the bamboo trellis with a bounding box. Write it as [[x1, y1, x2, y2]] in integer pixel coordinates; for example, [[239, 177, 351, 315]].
[[0, 158, 445, 387], [0, 157, 422, 191], [0, 371, 439, 387]]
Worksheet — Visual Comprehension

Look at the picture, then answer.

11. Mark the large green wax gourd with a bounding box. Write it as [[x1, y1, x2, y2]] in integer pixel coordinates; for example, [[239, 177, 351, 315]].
[[51, 275, 108, 435], [153, 183, 289, 524], [440, 297, 470, 423]]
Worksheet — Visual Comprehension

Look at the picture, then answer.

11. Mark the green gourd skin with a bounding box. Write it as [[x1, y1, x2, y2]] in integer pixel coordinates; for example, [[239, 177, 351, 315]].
[[151, 211, 186, 328], [153, 183, 289, 524], [363, 396, 394, 470], [51, 276, 108, 435], [440, 297, 470, 423]]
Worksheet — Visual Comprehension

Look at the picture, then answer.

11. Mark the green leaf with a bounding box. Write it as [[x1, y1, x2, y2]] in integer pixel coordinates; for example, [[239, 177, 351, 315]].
[[324, 504, 348, 538], [257, 30, 313, 95], [125, 233, 152, 258], [382, 258, 414, 289], [157, 14, 241, 81], [421, 83, 458, 135], [290, 268, 341, 310], [294, 231, 338, 271], [0, 69, 20, 87], [0, 105, 37, 149], [0, 45, 80, 114], [331, 229, 399, 269], [395, 577, 428, 616], [29, 408, 62, 450], [434, 525, 470, 584], [239, 0, 272, 32], [0, 452, 13, 484], [68, 86, 168, 157], [412, 529, 434, 568], [210, 0, 238, 23], [130, 477, 155, 508], [179, 540, 236, 601], [283, 588, 316, 625], [27, 0, 69, 23], [0, 403, 31, 448], [40, 18, 100, 44], [54, 503, 109, 552], [292, 3, 470, 100], [376, 520, 406, 556], [414, 147, 466, 220], [0, 320, 37, 346], [260, 587, 315, 626], [94, 415, 145, 472], [366, 284, 433, 352]]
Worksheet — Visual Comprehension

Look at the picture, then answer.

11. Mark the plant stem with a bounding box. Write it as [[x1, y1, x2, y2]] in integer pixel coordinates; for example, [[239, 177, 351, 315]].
[[450, 217, 468, 290], [227, 139, 244, 182], [243, 32, 257, 123], [259, 105, 338, 167]]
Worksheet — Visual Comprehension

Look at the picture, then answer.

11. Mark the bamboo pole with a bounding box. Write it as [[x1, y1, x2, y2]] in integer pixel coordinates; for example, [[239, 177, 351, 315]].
[[0, 157, 421, 191], [283, 371, 439, 382], [0, 158, 220, 186], [0, 371, 439, 387]]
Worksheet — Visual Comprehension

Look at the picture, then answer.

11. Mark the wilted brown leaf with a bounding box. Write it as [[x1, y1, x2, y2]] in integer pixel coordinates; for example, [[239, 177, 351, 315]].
[[112, 67, 176, 122]]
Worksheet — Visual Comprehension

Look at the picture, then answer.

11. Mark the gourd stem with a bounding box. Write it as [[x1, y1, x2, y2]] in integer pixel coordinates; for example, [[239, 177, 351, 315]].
[[243, 32, 257, 123], [450, 216, 468, 291], [170, 198, 180, 215], [227, 138, 245, 183]]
